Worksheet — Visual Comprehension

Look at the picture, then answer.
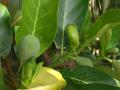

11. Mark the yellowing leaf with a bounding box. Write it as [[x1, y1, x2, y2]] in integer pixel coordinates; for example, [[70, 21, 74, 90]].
[[19, 67, 66, 90]]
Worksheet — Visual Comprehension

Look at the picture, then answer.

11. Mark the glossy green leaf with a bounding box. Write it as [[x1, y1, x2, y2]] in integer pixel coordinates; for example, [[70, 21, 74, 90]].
[[55, 0, 89, 48], [16, 0, 59, 55], [0, 4, 12, 58], [61, 66, 117, 86], [63, 80, 120, 90]]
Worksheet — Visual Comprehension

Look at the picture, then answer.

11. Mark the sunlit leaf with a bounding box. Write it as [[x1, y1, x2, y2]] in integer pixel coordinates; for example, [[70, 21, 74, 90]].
[[88, 9, 120, 39], [16, 0, 59, 55]]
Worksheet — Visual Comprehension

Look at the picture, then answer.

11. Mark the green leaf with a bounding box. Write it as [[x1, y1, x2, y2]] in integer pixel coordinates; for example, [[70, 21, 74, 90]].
[[80, 10, 92, 42], [77, 22, 120, 54], [100, 28, 112, 54], [31, 62, 43, 81], [16, 0, 59, 55], [61, 66, 117, 86], [100, 22, 120, 51], [88, 9, 120, 39], [109, 24, 120, 49], [70, 57, 93, 67], [95, 64, 117, 80], [63, 80, 120, 90], [0, 4, 13, 58], [55, 0, 89, 49], [95, 64, 120, 85], [112, 60, 120, 81], [99, 23, 120, 53]]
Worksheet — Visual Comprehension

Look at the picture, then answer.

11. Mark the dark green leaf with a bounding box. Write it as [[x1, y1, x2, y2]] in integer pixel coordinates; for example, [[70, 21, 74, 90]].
[[70, 57, 93, 67], [61, 66, 117, 86], [95, 64, 117, 80], [0, 4, 12, 58], [80, 10, 92, 42], [16, 0, 59, 55], [63, 79, 120, 90], [55, 0, 89, 48]]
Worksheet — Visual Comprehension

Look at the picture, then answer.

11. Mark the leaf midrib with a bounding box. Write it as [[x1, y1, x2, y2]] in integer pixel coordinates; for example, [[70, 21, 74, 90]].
[[62, 0, 68, 30], [32, 0, 41, 35], [61, 0, 68, 55]]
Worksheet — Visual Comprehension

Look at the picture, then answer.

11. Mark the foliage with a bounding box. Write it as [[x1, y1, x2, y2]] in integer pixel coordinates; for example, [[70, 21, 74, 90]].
[[0, 3, 12, 58], [0, 0, 120, 90], [16, 0, 59, 55]]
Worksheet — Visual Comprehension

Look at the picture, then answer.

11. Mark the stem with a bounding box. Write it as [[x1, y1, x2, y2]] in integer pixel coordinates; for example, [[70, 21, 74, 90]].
[[102, 56, 112, 63], [60, 0, 68, 55], [11, 16, 22, 27], [76, 40, 90, 55], [16, 63, 22, 75], [61, 31, 64, 55]]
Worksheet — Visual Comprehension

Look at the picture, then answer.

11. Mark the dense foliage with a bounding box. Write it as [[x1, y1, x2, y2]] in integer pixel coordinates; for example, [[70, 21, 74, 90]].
[[0, 0, 120, 90]]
